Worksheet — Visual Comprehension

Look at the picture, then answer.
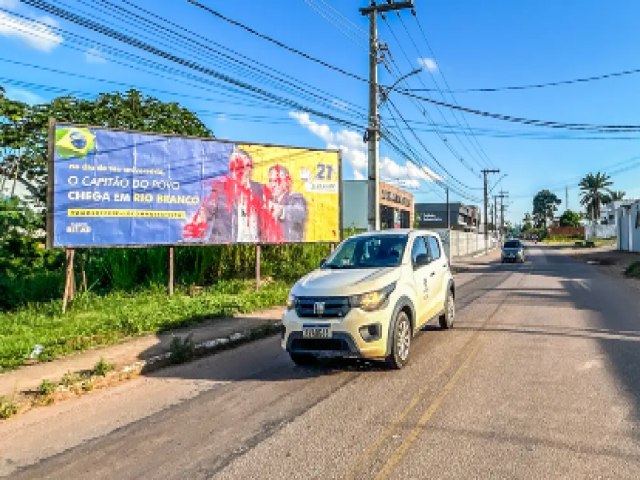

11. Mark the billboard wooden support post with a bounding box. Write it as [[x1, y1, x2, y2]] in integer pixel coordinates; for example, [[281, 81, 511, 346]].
[[168, 247, 174, 296], [62, 248, 75, 314], [255, 244, 261, 290]]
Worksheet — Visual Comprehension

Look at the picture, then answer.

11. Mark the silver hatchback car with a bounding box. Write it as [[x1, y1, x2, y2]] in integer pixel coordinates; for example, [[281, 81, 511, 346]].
[[501, 239, 525, 263]]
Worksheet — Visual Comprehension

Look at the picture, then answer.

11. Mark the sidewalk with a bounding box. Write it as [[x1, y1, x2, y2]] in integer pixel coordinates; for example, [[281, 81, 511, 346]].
[[0, 306, 285, 401]]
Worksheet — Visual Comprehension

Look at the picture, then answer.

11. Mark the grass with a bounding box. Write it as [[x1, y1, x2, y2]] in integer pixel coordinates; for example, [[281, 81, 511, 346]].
[[0, 397, 18, 419], [625, 261, 640, 279], [0, 279, 290, 371]]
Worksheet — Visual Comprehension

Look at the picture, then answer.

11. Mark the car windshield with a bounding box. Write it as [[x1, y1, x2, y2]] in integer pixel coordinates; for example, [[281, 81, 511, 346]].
[[503, 240, 521, 249], [323, 234, 408, 269]]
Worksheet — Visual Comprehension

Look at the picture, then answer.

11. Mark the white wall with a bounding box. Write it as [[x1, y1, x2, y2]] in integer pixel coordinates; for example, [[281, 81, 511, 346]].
[[617, 202, 640, 252], [433, 229, 497, 260]]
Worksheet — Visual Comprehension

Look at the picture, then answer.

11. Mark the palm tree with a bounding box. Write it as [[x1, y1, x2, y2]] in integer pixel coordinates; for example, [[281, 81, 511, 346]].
[[610, 191, 626, 201], [579, 172, 613, 222]]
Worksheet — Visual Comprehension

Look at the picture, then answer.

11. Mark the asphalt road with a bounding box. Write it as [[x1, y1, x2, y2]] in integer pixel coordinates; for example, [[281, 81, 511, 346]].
[[3, 245, 640, 479]]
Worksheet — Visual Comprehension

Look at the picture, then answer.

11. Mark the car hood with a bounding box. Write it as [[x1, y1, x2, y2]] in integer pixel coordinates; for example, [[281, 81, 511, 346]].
[[292, 267, 400, 297]]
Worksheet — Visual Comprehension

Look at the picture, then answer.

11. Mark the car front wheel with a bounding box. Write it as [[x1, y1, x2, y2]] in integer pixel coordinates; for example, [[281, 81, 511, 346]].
[[439, 291, 455, 329], [386, 311, 411, 369]]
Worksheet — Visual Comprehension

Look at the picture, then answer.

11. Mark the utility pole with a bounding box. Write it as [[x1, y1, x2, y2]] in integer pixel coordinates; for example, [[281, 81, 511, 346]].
[[361, 1, 414, 231], [482, 169, 500, 253], [493, 195, 498, 236], [498, 190, 508, 238], [446, 186, 450, 229]]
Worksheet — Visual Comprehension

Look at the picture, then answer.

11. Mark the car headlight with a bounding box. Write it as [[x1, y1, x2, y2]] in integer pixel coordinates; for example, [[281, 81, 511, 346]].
[[350, 282, 396, 312], [286, 292, 297, 310]]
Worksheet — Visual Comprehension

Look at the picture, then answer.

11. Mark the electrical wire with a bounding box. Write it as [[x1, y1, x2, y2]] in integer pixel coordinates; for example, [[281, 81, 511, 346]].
[[18, 0, 367, 133], [381, 16, 485, 175], [411, 14, 495, 168], [404, 66, 640, 93], [186, 0, 368, 83], [398, 89, 640, 132]]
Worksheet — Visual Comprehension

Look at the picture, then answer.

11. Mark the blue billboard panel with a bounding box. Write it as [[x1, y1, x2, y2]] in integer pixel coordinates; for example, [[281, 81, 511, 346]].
[[53, 126, 231, 247], [51, 125, 341, 247]]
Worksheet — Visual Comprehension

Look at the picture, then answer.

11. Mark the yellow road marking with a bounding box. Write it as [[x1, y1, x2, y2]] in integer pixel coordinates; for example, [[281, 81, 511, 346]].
[[343, 262, 532, 480], [374, 341, 482, 480]]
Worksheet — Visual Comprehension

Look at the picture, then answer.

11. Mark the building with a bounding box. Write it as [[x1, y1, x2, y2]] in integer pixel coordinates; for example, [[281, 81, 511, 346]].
[[414, 202, 480, 231], [341, 180, 414, 231], [600, 200, 631, 226], [616, 201, 640, 252]]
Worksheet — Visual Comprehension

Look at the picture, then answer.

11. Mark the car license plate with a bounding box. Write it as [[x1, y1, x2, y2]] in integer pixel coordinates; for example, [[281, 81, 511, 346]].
[[302, 326, 331, 339]]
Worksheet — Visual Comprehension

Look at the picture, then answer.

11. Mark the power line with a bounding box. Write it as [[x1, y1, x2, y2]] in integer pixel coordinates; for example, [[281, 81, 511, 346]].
[[19, 0, 366, 132], [404, 66, 640, 93], [186, 0, 368, 83], [381, 15, 486, 175], [411, 14, 496, 168], [398, 89, 640, 132], [75, 0, 366, 120]]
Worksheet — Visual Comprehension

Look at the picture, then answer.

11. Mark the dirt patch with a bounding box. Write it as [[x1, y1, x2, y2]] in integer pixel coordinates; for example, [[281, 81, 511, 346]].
[[567, 246, 640, 292]]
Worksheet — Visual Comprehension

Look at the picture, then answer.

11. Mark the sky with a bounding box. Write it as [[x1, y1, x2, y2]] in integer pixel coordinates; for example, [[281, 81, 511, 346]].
[[1, 0, 640, 225]]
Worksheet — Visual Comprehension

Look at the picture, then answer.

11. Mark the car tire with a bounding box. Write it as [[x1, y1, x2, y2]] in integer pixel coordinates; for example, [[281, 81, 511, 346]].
[[289, 352, 316, 366], [386, 311, 412, 370], [439, 290, 455, 329]]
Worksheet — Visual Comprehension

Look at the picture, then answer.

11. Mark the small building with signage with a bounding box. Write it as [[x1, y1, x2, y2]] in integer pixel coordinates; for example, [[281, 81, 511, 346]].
[[414, 202, 480, 231], [342, 180, 414, 231]]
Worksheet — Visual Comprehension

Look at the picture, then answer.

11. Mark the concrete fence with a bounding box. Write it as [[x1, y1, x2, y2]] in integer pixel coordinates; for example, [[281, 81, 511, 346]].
[[434, 229, 498, 261], [585, 224, 617, 240]]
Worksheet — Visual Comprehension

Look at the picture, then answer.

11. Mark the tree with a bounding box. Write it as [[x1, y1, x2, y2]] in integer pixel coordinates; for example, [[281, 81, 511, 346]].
[[579, 171, 613, 222], [559, 209, 582, 227], [1, 88, 213, 204], [0, 87, 30, 197], [602, 190, 626, 205], [532, 190, 561, 228]]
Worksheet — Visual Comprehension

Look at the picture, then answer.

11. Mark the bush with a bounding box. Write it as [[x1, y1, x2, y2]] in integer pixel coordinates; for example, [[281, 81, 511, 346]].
[[38, 379, 56, 396], [625, 261, 640, 279], [92, 357, 114, 376], [0, 397, 18, 419], [169, 334, 195, 364]]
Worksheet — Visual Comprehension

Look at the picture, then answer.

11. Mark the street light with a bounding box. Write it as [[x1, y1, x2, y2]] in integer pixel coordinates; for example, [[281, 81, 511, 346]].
[[379, 68, 422, 103], [489, 173, 508, 194]]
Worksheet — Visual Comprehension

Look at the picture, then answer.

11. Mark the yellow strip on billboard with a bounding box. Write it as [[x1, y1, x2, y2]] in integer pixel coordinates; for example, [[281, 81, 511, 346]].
[[238, 144, 340, 243]]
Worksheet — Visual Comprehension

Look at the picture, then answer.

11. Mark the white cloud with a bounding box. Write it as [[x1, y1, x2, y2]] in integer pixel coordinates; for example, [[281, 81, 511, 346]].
[[84, 47, 107, 64], [353, 169, 366, 181], [417, 57, 438, 73], [0, 11, 63, 52], [5, 87, 45, 105], [289, 111, 441, 186]]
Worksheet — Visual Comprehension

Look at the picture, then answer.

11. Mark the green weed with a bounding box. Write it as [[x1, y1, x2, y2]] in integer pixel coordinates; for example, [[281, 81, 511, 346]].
[[38, 379, 56, 397], [92, 357, 114, 377], [625, 261, 640, 279], [169, 334, 195, 364], [0, 397, 18, 419]]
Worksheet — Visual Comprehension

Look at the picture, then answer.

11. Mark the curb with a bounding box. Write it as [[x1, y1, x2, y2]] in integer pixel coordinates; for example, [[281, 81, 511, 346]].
[[0, 321, 283, 420]]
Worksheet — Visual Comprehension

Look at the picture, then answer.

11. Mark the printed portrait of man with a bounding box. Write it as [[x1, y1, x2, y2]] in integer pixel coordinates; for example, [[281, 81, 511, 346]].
[[183, 147, 268, 243], [267, 164, 308, 242]]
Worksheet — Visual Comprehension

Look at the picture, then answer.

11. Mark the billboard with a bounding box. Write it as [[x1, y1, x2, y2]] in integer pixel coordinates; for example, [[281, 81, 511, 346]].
[[49, 124, 341, 247]]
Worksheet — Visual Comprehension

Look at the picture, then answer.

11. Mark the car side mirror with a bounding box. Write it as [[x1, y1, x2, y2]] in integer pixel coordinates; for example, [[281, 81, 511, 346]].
[[320, 258, 326, 268], [414, 253, 430, 268]]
